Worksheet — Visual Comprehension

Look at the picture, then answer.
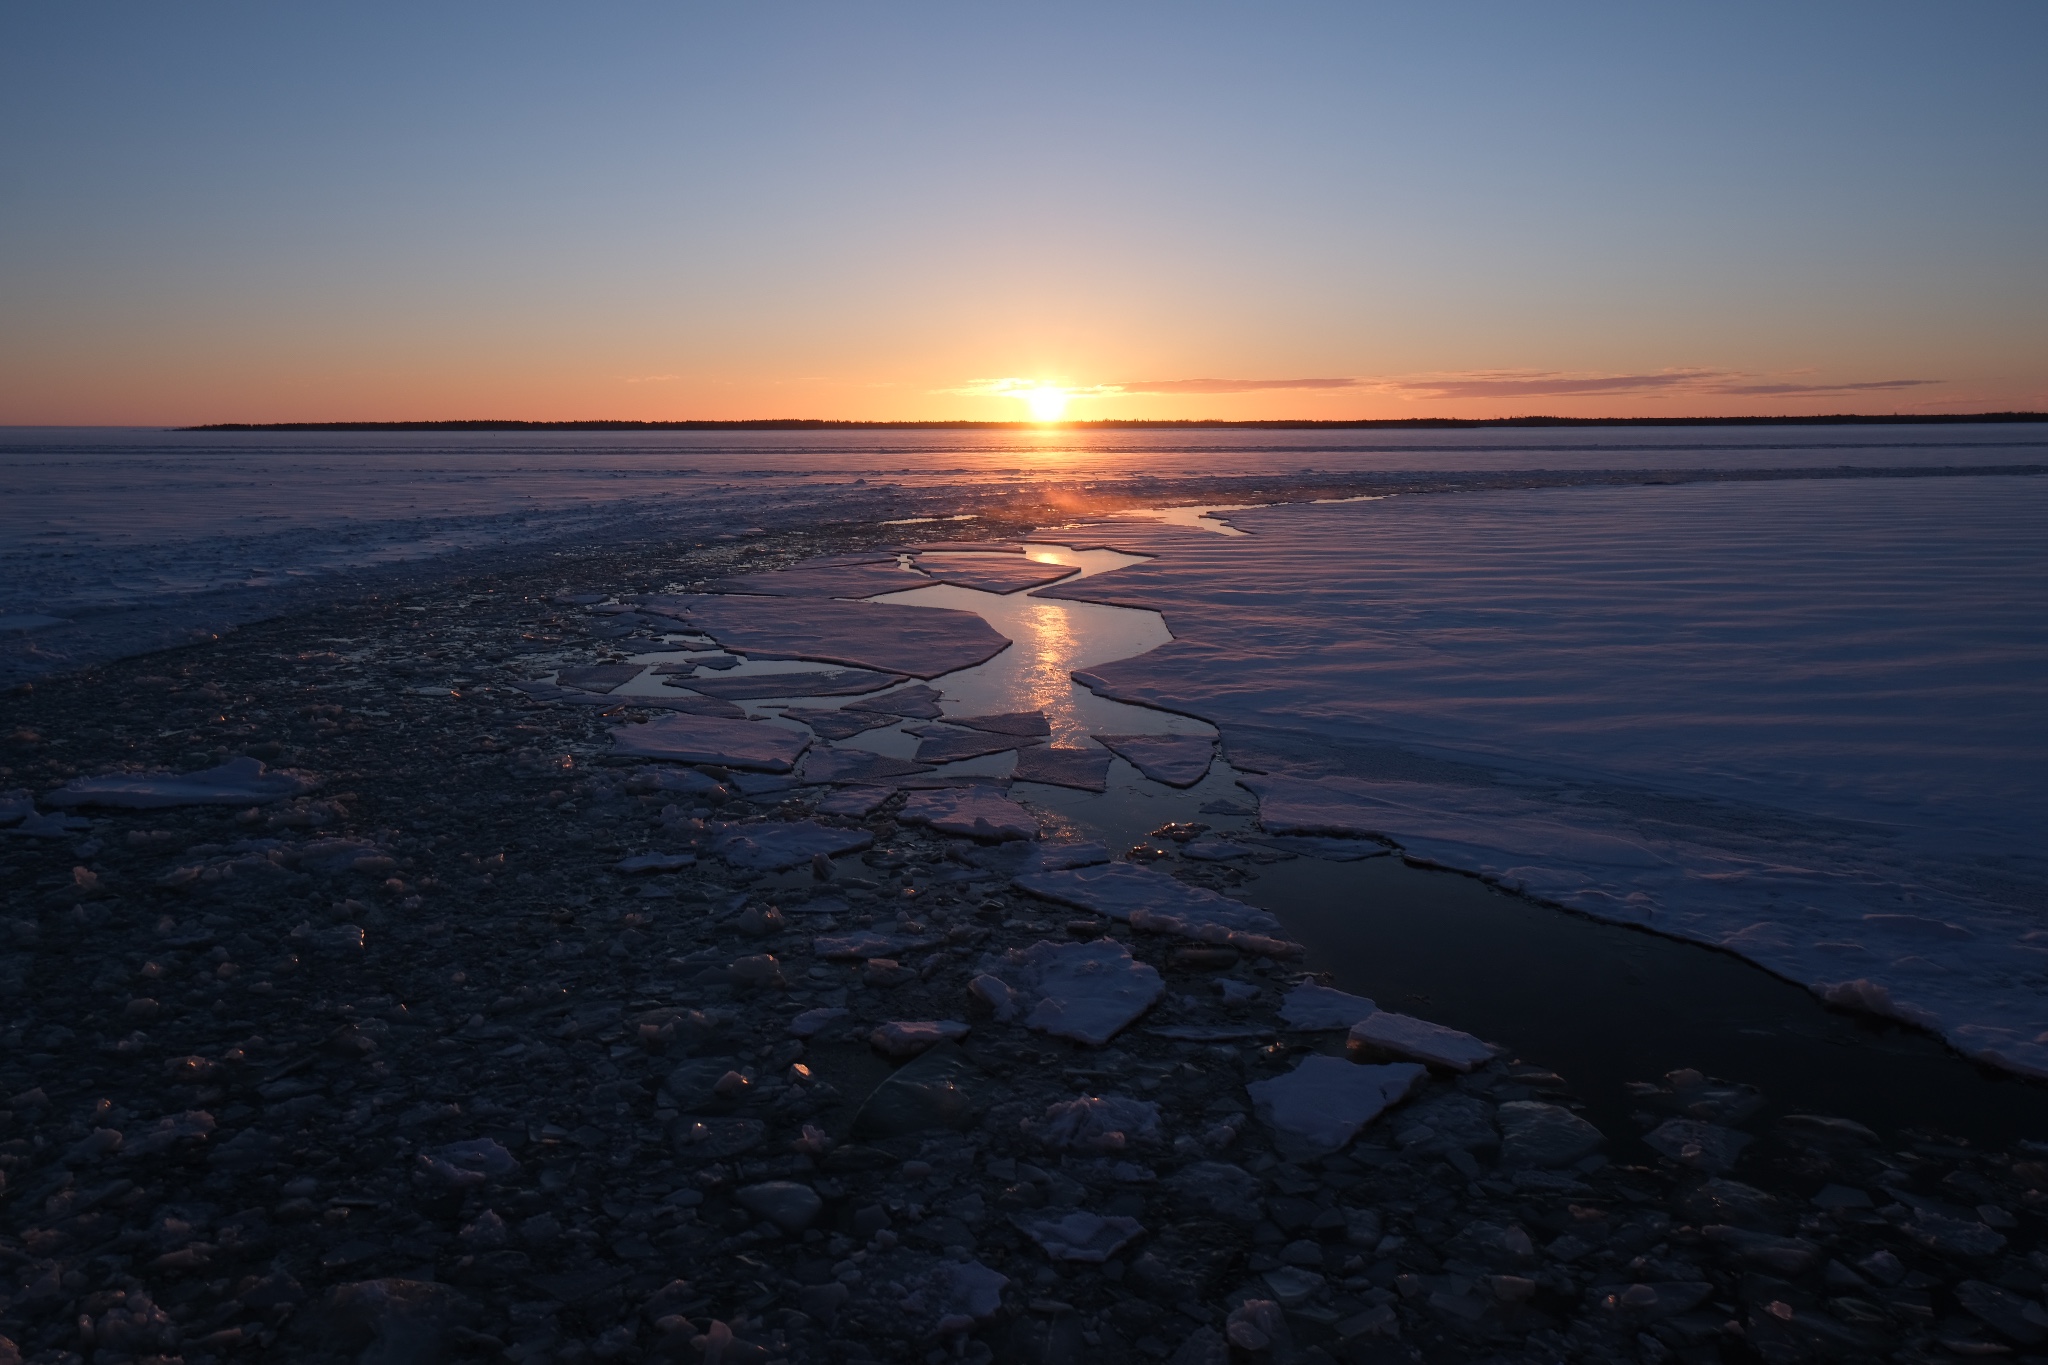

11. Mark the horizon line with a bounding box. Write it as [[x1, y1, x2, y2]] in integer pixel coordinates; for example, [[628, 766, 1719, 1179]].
[[174, 412, 2048, 433]]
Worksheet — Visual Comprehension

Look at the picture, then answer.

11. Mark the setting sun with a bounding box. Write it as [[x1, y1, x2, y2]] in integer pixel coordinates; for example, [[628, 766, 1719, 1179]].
[[1022, 386, 1069, 422]]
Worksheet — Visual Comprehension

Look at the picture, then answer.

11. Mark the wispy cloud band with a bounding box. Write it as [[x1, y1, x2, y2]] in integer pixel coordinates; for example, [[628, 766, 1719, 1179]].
[[1375, 369, 1941, 400]]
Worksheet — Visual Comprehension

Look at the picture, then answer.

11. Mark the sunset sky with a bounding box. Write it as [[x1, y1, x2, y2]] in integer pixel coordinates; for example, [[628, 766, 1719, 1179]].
[[2, 2, 2043, 425]]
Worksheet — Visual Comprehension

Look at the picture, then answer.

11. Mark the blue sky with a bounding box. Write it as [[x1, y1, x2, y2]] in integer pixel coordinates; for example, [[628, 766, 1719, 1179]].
[[2, 2, 2043, 421]]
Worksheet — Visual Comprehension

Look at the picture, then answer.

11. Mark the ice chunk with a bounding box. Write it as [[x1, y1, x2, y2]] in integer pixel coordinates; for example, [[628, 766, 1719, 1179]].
[[1183, 837, 1261, 862], [947, 711, 1051, 738], [914, 553, 1080, 594], [850, 1041, 986, 1140], [1347, 1011, 1495, 1072], [1015, 1210, 1145, 1262], [899, 787, 1038, 841], [48, 757, 319, 809], [803, 749, 933, 784], [635, 594, 1010, 678], [814, 785, 892, 817], [976, 939, 1164, 1045], [1016, 841, 1113, 873], [680, 668, 906, 700], [1246, 1054, 1427, 1159], [914, 730, 1042, 764], [1643, 1118, 1752, 1172], [789, 1007, 849, 1038], [815, 931, 939, 960], [1009, 747, 1112, 791], [735, 1181, 824, 1233], [970, 973, 1018, 1020], [897, 1256, 1009, 1327], [845, 683, 946, 720], [1497, 1101, 1605, 1168], [782, 707, 896, 740], [1239, 774, 1396, 838], [554, 663, 645, 693], [0, 789, 38, 824], [1012, 862, 1297, 956], [712, 821, 873, 871], [1280, 983, 1378, 1031], [1090, 733, 1216, 787], [636, 768, 730, 798], [610, 714, 809, 772], [616, 852, 697, 874], [1169, 1161, 1264, 1225], [870, 1020, 970, 1057], [1027, 1095, 1162, 1151], [730, 772, 800, 796]]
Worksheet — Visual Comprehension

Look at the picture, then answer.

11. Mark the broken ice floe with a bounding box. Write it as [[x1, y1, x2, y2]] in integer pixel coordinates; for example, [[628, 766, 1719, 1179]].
[[813, 786, 892, 817], [1347, 1010, 1496, 1072], [1016, 841, 1112, 874], [678, 668, 906, 700], [512, 680, 746, 718], [553, 663, 645, 693], [1246, 1054, 1427, 1159], [946, 710, 1051, 737], [635, 594, 1009, 678], [1643, 1118, 1752, 1172], [896, 1257, 1008, 1332], [610, 714, 809, 772], [1498, 1101, 1605, 1168], [802, 749, 933, 784], [1012, 862, 1298, 956], [1279, 983, 1378, 1031], [846, 683, 946, 720], [1026, 1095, 1162, 1151], [1182, 837, 1263, 862], [870, 1020, 970, 1057], [898, 787, 1038, 841], [973, 939, 1163, 1045], [814, 931, 939, 961], [47, 757, 320, 809], [781, 707, 896, 740], [1009, 747, 1112, 791], [631, 767, 731, 799], [616, 852, 697, 874], [1090, 733, 1216, 787], [1250, 834, 1392, 862], [1014, 1210, 1145, 1263], [788, 1007, 849, 1038], [713, 557, 924, 600], [913, 553, 1080, 594], [913, 730, 1043, 765], [711, 821, 873, 871]]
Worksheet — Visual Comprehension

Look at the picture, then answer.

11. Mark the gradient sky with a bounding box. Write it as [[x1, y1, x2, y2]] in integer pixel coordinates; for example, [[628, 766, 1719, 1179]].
[[2, 2, 2044, 424]]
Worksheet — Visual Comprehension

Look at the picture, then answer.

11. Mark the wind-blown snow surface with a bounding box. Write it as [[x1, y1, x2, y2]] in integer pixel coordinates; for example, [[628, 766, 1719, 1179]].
[[1052, 477, 2048, 1075]]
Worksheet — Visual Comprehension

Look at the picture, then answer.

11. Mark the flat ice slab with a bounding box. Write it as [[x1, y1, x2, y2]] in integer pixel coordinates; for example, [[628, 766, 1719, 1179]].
[[1017, 842, 1113, 874], [899, 787, 1038, 840], [554, 663, 645, 693], [616, 852, 697, 874], [1280, 983, 1379, 1031], [1015, 1210, 1145, 1262], [846, 683, 946, 719], [1012, 861, 1298, 956], [48, 757, 319, 809], [610, 714, 810, 772], [1348, 1011, 1496, 1072], [679, 668, 906, 700], [711, 820, 873, 871], [870, 1020, 971, 1057], [975, 939, 1164, 1045], [803, 749, 934, 783], [814, 785, 892, 817], [714, 557, 925, 599], [1090, 733, 1216, 787], [636, 594, 1010, 678], [1009, 747, 1112, 792], [913, 730, 1042, 764], [782, 707, 895, 740], [948, 711, 1051, 737], [1246, 1054, 1427, 1158], [914, 553, 1080, 594]]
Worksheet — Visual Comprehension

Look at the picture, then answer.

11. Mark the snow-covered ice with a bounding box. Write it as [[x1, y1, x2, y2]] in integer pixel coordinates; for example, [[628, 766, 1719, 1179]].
[[676, 668, 905, 699], [1044, 478, 2048, 1077], [1245, 1054, 1427, 1158], [1347, 1011, 1497, 1072], [914, 553, 1080, 594], [713, 557, 924, 599], [1090, 733, 1216, 787], [974, 939, 1164, 1046], [781, 707, 895, 740], [912, 730, 1042, 764], [1279, 983, 1379, 1031], [610, 714, 809, 772], [801, 749, 932, 783], [846, 683, 945, 719], [47, 757, 319, 809], [897, 787, 1038, 841]]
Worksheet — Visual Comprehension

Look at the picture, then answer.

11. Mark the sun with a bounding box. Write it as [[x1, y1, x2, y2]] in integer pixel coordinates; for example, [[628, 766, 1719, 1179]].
[[1022, 386, 1069, 422]]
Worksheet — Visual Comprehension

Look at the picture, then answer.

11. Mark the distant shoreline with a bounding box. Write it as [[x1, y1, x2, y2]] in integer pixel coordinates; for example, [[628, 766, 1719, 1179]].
[[181, 412, 2048, 432]]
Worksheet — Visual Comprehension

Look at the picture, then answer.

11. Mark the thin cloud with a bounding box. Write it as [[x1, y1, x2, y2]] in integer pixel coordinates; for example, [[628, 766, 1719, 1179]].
[[1113, 377, 1360, 395], [1377, 369, 1943, 400]]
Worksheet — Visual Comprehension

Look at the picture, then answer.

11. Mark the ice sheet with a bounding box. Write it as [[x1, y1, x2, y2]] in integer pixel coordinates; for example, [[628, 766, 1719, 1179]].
[[846, 683, 946, 720], [781, 707, 897, 740], [636, 594, 1009, 679], [1047, 480, 2048, 1077], [898, 787, 1038, 841], [1246, 1054, 1427, 1159], [946, 711, 1051, 738], [1011, 862, 1298, 956], [912, 730, 1042, 765], [711, 821, 873, 871], [1090, 733, 1215, 787], [975, 939, 1165, 1046], [802, 749, 933, 784], [553, 663, 645, 693], [609, 714, 810, 772], [914, 553, 1080, 594], [677, 668, 905, 700], [1008, 747, 1113, 792], [713, 557, 927, 599]]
